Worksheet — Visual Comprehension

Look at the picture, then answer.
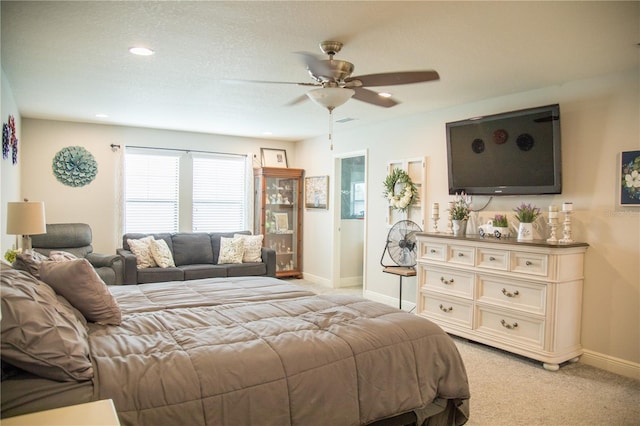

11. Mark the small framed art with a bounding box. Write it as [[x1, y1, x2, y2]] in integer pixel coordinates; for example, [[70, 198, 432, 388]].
[[621, 150, 640, 206], [273, 212, 289, 232], [305, 175, 329, 209], [261, 148, 288, 168]]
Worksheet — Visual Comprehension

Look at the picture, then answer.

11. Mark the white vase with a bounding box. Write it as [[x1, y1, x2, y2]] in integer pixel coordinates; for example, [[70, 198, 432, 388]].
[[452, 220, 467, 237], [517, 222, 533, 241]]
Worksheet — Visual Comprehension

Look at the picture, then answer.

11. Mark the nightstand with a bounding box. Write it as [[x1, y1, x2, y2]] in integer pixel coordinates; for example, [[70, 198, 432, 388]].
[[2, 399, 120, 426]]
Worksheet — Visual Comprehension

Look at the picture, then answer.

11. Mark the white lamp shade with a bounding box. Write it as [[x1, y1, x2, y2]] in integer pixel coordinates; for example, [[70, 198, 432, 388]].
[[306, 87, 355, 110], [6, 201, 47, 236]]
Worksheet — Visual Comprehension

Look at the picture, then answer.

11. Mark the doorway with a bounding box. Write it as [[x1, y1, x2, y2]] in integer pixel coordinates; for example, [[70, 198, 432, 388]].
[[333, 152, 367, 288]]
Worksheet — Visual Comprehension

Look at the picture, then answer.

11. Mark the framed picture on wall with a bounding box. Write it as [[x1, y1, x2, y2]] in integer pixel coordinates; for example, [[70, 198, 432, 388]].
[[620, 150, 640, 206], [261, 148, 288, 168], [305, 176, 329, 209]]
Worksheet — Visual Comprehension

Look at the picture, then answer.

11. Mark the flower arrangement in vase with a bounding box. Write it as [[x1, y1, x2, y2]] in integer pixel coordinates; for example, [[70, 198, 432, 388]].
[[513, 203, 540, 240], [449, 192, 471, 236], [493, 214, 511, 238]]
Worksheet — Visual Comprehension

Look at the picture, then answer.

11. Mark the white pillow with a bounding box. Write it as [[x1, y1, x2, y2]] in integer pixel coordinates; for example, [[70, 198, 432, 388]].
[[218, 237, 245, 264], [234, 234, 264, 263], [127, 236, 158, 269], [149, 238, 175, 268]]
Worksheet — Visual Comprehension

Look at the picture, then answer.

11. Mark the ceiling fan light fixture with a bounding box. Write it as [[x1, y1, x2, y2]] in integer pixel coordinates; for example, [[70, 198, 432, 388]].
[[379, 92, 392, 98], [306, 87, 355, 111]]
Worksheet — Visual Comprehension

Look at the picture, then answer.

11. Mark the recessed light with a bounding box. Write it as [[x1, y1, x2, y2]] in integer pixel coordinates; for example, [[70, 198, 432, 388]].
[[95, 113, 109, 118], [378, 92, 392, 98], [262, 131, 273, 136], [129, 46, 154, 56]]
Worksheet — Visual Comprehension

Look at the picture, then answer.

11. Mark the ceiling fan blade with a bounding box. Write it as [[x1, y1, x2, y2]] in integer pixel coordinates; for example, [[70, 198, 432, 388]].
[[346, 70, 440, 87], [295, 52, 333, 78], [285, 94, 310, 107], [221, 79, 318, 87], [352, 87, 398, 108]]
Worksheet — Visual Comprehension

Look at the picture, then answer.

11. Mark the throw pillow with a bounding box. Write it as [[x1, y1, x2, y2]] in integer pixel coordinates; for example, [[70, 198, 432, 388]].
[[127, 236, 158, 269], [234, 233, 264, 263], [39, 258, 122, 325], [48, 250, 78, 262], [149, 238, 175, 268], [0, 269, 93, 382], [217, 237, 245, 264], [12, 250, 49, 278]]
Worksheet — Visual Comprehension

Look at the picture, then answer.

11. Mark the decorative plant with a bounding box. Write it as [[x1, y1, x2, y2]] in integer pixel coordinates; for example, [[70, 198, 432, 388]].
[[513, 203, 541, 223], [383, 168, 419, 212], [493, 214, 508, 227], [449, 192, 471, 220], [4, 248, 21, 263]]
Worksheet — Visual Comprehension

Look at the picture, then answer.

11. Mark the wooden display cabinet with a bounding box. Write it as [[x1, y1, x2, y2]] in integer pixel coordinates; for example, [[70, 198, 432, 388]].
[[254, 167, 303, 278]]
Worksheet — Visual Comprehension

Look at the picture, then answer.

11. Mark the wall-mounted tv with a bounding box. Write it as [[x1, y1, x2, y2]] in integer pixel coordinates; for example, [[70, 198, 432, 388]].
[[446, 104, 561, 195]]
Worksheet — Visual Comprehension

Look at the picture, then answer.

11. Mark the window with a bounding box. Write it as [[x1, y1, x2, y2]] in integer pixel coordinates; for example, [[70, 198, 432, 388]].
[[124, 150, 180, 233], [192, 154, 246, 232], [124, 148, 248, 234]]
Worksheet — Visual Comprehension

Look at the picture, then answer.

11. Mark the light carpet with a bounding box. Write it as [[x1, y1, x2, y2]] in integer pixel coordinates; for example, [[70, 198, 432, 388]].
[[289, 279, 640, 425]]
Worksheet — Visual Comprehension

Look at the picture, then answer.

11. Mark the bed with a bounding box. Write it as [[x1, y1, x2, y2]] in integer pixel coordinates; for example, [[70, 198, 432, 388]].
[[1, 262, 470, 425]]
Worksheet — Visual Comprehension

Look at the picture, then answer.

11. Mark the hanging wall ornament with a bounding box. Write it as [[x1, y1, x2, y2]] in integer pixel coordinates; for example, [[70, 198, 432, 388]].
[[52, 146, 98, 187], [2, 122, 9, 159]]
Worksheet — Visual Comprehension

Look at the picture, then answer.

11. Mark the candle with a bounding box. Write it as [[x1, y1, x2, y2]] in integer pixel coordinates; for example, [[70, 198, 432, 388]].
[[549, 211, 558, 219], [549, 205, 558, 212], [432, 203, 439, 218], [562, 202, 573, 212]]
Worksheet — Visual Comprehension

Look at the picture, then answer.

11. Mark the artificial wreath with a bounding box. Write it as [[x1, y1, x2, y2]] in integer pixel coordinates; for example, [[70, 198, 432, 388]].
[[383, 168, 419, 212], [52, 146, 98, 187]]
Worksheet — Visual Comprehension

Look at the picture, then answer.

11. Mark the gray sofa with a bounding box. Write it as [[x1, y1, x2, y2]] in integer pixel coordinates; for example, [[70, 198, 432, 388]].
[[31, 223, 124, 285], [118, 231, 276, 285]]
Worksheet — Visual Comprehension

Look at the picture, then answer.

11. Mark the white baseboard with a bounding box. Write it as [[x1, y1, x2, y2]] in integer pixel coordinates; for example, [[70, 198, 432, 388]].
[[363, 289, 416, 313], [299, 272, 332, 288], [581, 349, 640, 380], [338, 275, 362, 288]]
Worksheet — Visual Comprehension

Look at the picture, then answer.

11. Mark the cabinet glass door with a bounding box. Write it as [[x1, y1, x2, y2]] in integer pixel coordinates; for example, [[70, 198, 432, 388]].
[[265, 177, 298, 274]]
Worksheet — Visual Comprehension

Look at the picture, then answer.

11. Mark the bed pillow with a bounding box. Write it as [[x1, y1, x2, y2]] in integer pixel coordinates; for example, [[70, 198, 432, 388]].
[[149, 238, 175, 268], [234, 233, 264, 262], [12, 250, 49, 277], [48, 250, 78, 262], [0, 269, 93, 382], [217, 237, 245, 264], [127, 236, 158, 269], [39, 258, 122, 325]]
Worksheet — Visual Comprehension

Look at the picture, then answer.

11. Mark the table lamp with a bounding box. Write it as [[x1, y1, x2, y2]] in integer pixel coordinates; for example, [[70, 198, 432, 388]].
[[6, 199, 46, 250]]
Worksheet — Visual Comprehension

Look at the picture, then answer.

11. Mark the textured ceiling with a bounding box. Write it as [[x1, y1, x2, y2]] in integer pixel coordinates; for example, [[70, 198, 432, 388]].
[[1, 1, 638, 141]]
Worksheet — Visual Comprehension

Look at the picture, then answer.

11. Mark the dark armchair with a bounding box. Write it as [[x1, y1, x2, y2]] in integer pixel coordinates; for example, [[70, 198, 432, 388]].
[[30, 223, 123, 285]]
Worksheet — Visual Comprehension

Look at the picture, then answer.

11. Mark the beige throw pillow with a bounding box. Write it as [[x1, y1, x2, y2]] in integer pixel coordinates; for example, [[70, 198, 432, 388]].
[[149, 238, 175, 268], [127, 236, 158, 269], [218, 237, 245, 264], [39, 258, 122, 325], [234, 234, 264, 263]]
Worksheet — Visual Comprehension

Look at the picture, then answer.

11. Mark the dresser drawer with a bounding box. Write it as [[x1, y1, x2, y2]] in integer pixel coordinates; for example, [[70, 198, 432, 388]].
[[419, 241, 446, 261], [477, 275, 546, 315], [511, 251, 548, 277], [476, 307, 544, 349], [420, 292, 473, 328], [422, 266, 474, 299], [448, 245, 475, 266], [476, 248, 509, 271]]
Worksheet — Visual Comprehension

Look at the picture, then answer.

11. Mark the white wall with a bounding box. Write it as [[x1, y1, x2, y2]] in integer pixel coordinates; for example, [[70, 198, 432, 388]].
[[296, 69, 640, 374], [1, 69, 22, 253], [18, 119, 296, 253]]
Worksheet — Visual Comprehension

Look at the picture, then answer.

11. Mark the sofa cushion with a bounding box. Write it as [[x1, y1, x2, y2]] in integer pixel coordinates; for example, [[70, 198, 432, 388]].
[[234, 234, 264, 263], [226, 262, 267, 277], [180, 264, 228, 280], [218, 237, 245, 264], [127, 236, 158, 269], [172, 233, 214, 266], [136, 267, 184, 284], [149, 238, 175, 268]]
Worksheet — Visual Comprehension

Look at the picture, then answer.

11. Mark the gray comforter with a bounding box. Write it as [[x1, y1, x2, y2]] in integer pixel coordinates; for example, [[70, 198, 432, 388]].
[[89, 277, 469, 425]]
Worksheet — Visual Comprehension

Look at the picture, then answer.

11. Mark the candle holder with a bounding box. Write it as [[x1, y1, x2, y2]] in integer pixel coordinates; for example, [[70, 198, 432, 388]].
[[446, 202, 454, 234], [559, 210, 573, 243], [547, 217, 559, 243], [432, 214, 440, 233]]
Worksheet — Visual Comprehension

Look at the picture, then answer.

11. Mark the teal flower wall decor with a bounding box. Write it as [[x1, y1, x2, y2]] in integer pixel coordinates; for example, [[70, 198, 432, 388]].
[[52, 146, 98, 187]]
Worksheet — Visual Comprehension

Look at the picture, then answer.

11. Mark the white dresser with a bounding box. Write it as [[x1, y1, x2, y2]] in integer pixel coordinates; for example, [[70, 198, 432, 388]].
[[416, 233, 588, 371]]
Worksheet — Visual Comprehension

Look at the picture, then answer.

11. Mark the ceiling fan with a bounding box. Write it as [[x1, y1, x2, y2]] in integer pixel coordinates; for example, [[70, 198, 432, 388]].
[[242, 40, 440, 111]]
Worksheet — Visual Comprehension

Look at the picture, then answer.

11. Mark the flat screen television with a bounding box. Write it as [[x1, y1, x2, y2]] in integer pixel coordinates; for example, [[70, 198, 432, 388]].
[[446, 104, 561, 195]]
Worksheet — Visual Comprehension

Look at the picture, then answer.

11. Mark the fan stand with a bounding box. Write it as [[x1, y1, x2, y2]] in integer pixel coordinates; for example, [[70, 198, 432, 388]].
[[382, 266, 416, 311]]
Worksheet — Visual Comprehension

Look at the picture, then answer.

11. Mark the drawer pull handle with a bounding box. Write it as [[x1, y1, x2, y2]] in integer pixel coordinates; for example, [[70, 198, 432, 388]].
[[430, 249, 437, 254], [489, 256, 496, 261], [458, 253, 464, 257], [526, 261, 533, 266], [501, 288, 520, 298], [440, 277, 454, 285], [501, 320, 518, 330], [439, 304, 453, 313]]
